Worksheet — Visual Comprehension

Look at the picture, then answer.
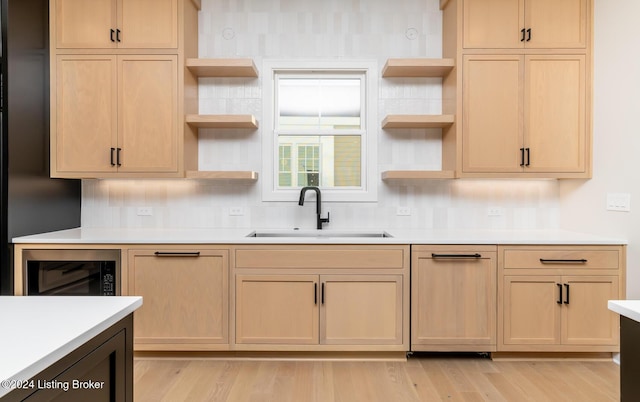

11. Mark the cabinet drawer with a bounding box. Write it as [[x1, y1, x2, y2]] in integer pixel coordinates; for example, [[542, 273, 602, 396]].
[[503, 248, 619, 269], [235, 247, 406, 269]]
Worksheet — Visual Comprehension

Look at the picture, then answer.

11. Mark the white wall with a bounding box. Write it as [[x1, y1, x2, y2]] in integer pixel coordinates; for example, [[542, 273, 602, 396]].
[[559, 0, 639, 298], [82, 0, 562, 230]]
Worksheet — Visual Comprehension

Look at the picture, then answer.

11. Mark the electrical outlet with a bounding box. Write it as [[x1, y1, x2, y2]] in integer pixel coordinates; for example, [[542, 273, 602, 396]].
[[137, 207, 153, 216], [607, 193, 631, 212], [229, 207, 244, 216], [487, 207, 504, 216], [397, 206, 411, 216]]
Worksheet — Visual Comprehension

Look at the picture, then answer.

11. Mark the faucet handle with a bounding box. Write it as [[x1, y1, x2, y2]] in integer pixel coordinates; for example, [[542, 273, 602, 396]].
[[321, 211, 330, 224]]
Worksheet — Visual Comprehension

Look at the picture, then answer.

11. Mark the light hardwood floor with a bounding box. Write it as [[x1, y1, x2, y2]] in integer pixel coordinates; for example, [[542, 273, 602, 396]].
[[133, 354, 619, 401]]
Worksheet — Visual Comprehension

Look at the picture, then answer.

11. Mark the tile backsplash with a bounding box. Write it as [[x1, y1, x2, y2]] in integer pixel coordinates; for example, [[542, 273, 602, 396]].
[[81, 0, 560, 230]]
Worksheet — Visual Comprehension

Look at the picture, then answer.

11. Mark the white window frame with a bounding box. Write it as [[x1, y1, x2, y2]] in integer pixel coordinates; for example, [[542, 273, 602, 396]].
[[262, 60, 378, 202]]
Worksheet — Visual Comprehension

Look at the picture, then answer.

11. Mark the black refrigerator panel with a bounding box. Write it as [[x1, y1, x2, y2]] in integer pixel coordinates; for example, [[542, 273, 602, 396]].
[[0, 0, 81, 295]]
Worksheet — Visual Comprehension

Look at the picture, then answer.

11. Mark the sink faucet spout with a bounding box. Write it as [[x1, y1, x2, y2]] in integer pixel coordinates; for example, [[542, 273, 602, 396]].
[[298, 186, 330, 229]]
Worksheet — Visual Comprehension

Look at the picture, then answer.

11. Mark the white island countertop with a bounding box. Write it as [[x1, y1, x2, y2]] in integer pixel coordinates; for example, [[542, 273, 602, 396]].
[[0, 296, 142, 398], [11, 227, 627, 245], [608, 300, 640, 323]]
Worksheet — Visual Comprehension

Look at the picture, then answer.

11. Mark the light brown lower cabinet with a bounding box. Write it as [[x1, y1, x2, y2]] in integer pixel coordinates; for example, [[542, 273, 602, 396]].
[[411, 245, 497, 352], [235, 274, 404, 347], [502, 275, 620, 348], [127, 248, 229, 351], [232, 245, 410, 351], [498, 246, 625, 352]]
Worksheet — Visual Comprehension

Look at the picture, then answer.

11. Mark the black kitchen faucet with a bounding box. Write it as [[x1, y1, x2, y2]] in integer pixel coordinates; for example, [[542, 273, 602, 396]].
[[298, 186, 330, 230]]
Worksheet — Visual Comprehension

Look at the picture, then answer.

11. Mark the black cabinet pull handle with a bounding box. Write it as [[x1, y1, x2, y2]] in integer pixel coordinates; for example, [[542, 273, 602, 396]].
[[154, 251, 201, 257], [321, 283, 325, 304], [520, 148, 525, 166], [432, 253, 482, 259], [525, 148, 530, 166], [110, 29, 115, 42], [314, 283, 318, 305], [540, 259, 588, 264], [116, 29, 121, 42], [557, 283, 563, 304], [116, 148, 122, 166], [521, 28, 526, 42], [110, 148, 116, 166], [527, 28, 532, 42], [564, 284, 570, 304]]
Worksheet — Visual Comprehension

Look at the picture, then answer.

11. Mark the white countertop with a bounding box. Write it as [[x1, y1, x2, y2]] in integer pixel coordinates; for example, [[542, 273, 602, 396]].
[[11, 227, 627, 245], [608, 300, 640, 323], [0, 296, 142, 398]]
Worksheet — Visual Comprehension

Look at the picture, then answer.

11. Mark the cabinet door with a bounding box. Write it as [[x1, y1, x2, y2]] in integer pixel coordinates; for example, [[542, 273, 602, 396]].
[[118, 55, 178, 173], [55, 0, 116, 49], [463, 0, 524, 49], [525, 0, 588, 48], [54, 55, 117, 175], [462, 55, 524, 173], [129, 249, 229, 349], [320, 275, 403, 345], [525, 55, 586, 173], [562, 276, 619, 346], [412, 251, 496, 349], [118, 0, 178, 48], [235, 275, 319, 345], [502, 276, 561, 345]]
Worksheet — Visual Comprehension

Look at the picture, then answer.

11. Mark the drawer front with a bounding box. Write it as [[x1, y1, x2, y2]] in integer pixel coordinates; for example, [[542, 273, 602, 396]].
[[235, 247, 406, 269], [503, 248, 620, 269]]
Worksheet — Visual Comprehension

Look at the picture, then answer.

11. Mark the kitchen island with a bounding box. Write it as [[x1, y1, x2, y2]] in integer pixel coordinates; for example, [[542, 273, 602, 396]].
[[608, 300, 640, 402], [0, 296, 142, 401]]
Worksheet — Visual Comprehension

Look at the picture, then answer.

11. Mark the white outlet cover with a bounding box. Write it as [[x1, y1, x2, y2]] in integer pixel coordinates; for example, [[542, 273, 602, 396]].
[[137, 207, 153, 216], [397, 206, 411, 216], [229, 207, 245, 216], [606, 193, 631, 212]]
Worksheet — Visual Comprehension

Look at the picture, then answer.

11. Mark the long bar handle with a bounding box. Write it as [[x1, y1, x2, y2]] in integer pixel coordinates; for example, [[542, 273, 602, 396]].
[[540, 259, 587, 264], [154, 252, 201, 257], [432, 253, 482, 259], [564, 283, 570, 304], [314, 283, 318, 305], [321, 283, 325, 304], [110, 148, 116, 166], [557, 283, 563, 304]]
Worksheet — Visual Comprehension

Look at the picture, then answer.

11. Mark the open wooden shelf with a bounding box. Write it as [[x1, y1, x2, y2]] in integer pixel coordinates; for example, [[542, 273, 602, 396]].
[[185, 114, 258, 129], [382, 114, 455, 129], [186, 171, 259, 181], [382, 170, 456, 181], [186, 58, 259, 77], [382, 58, 455, 77]]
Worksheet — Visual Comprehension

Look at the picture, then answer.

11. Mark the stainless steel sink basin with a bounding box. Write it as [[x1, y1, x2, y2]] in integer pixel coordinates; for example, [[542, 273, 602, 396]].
[[246, 230, 393, 238]]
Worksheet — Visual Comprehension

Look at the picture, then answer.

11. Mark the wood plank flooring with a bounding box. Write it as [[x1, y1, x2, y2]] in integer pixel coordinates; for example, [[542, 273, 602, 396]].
[[133, 354, 619, 401]]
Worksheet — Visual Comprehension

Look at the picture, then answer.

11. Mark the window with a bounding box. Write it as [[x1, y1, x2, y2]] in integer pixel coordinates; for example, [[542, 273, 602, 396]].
[[262, 60, 378, 202]]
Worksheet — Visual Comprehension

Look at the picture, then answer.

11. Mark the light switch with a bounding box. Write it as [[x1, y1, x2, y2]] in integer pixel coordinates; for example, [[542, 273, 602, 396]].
[[606, 193, 631, 212]]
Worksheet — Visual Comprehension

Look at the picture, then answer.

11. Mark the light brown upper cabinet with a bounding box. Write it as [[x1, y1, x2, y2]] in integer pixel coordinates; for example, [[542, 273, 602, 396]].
[[462, 54, 586, 176], [52, 55, 178, 177], [54, 0, 178, 49], [462, 0, 588, 49]]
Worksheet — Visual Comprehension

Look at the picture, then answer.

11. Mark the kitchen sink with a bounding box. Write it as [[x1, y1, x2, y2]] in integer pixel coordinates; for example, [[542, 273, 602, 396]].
[[246, 230, 393, 238]]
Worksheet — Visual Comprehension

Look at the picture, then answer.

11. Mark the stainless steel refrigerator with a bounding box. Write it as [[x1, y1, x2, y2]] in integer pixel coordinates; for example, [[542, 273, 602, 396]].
[[0, 0, 81, 295]]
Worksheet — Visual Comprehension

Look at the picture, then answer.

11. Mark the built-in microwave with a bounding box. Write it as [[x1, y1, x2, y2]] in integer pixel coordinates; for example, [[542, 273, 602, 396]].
[[23, 249, 121, 296]]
